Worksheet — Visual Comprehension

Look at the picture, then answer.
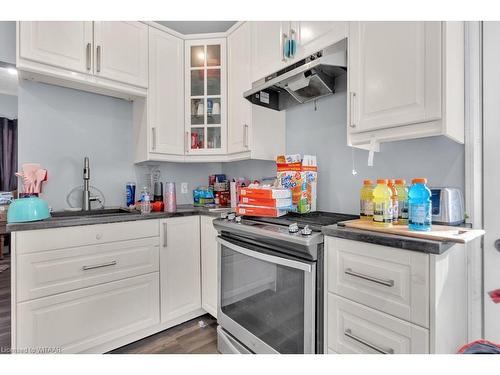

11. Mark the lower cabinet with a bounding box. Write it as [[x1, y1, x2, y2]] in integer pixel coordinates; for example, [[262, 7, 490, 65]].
[[200, 215, 218, 318], [159, 216, 203, 326], [16, 273, 160, 353]]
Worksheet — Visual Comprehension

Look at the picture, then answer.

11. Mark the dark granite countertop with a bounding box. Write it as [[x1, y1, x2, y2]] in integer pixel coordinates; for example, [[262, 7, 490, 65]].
[[322, 223, 455, 254], [7, 205, 231, 232]]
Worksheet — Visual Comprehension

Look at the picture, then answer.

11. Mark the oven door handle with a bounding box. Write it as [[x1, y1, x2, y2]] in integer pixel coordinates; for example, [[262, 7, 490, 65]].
[[217, 237, 312, 273]]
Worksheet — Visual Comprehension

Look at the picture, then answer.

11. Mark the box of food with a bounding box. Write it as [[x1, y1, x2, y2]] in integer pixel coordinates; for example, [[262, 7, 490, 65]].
[[276, 154, 317, 214], [239, 186, 292, 200], [236, 204, 288, 218], [240, 196, 292, 209]]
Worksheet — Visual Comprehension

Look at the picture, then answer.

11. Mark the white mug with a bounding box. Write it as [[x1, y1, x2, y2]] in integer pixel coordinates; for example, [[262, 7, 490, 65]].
[[213, 102, 220, 115], [196, 102, 204, 116]]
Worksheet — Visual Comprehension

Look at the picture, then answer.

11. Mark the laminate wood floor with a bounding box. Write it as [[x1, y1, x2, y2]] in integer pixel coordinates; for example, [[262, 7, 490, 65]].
[[109, 314, 219, 354], [0, 254, 11, 354]]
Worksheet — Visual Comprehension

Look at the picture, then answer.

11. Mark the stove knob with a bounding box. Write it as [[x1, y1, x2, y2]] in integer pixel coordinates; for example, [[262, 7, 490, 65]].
[[301, 225, 313, 236], [288, 223, 300, 233], [227, 213, 236, 221], [235, 216, 242, 223]]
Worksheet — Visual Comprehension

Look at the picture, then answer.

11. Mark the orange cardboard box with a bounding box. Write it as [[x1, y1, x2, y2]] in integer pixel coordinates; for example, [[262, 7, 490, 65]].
[[239, 186, 291, 200], [239, 196, 292, 209], [236, 204, 288, 218]]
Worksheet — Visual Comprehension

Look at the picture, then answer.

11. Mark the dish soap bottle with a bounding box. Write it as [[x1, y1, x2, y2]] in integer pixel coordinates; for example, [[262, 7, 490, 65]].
[[388, 179, 399, 224], [408, 178, 432, 231], [372, 179, 393, 227], [359, 180, 374, 221], [395, 179, 409, 225]]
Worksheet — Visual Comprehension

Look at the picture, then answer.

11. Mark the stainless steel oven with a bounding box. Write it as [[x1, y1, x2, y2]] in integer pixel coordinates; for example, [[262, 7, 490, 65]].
[[214, 217, 325, 354]]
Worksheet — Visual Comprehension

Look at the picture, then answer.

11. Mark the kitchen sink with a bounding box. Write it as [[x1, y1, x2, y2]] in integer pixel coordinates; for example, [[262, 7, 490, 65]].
[[50, 208, 138, 219]]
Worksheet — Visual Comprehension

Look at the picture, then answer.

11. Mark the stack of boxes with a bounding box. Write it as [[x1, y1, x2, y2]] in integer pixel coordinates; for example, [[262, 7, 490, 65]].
[[236, 186, 292, 217]]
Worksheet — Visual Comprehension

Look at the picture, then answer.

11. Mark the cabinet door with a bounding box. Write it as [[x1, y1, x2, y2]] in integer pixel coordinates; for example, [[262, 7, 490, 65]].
[[149, 28, 185, 155], [160, 216, 201, 324], [200, 216, 218, 318], [250, 21, 286, 82], [227, 22, 252, 154], [16, 273, 160, 353], [93, 21, 148, 88], [294, 21, 348, 60], [19, 21, 93, 73], [348, 22, 442, 133]]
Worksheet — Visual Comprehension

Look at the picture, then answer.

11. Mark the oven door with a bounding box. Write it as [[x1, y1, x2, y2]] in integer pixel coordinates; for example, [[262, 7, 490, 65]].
[[217, 236, 316, 354]]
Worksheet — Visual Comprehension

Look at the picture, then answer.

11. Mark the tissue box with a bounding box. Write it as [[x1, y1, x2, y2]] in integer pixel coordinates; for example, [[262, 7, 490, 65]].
[[276, 154, 317, 214]]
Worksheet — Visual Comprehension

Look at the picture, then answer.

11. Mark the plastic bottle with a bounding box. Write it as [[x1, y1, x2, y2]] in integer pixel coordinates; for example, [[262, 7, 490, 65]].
[[408, 178, 432, 231], [140, 186, 151, 214], [387, 179, 399, 224], [359, 180, 374, 221], [372, 179, 393, 227], [395, 179, 409, 225]]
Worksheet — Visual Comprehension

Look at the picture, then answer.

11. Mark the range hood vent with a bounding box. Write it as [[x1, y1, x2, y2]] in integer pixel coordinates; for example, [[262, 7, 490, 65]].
[[244, 39, 347, 111]]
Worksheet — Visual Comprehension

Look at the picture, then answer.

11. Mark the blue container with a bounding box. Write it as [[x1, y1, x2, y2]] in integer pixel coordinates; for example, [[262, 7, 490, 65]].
[[408, 178, 432, 231], [126, 182, 136, 207], [7, 197, 50, 223]]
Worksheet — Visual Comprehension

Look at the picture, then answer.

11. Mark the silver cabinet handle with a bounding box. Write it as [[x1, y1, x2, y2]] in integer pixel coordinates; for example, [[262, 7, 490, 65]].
[[349, 92, 356, 128], [163, 222, 168, 247], [86, 43, 91, 71], [82, 260, 117, 271], [281, 33, 288, 62], [344, 328, 394, 354], [96, 45, 101, 73], [345, 268, 394, 287], [151, 127, 157, 151], [243, 124, 249, 148]]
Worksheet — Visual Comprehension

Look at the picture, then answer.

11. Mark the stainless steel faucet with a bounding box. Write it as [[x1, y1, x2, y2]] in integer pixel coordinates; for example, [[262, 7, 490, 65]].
[[82, 156, 101, 211]]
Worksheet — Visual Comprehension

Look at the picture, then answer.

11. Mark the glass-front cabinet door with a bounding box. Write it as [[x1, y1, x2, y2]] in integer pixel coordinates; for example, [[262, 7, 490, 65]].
[[185, 38, 227, 154]]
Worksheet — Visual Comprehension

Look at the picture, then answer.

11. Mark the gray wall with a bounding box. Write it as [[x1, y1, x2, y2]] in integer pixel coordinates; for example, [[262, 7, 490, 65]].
[[0, 93, 17, 118], [0, 21, 16, 65], [18, 80, 222, 210], [223, 74, 465, 215]]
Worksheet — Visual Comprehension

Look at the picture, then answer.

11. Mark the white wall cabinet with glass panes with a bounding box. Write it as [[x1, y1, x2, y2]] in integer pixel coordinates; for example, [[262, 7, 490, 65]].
[[185, 39, 227, 156]]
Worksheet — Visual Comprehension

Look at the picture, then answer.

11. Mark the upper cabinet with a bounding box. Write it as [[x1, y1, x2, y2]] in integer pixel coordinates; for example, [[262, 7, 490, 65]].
[[147, 27, 185, 157], [250, 21, 348, 82], [185, 38, 227, 155], [93, 22, 148, 88], [17, 21, 148, 99], [18, 21, 93, 74], [347, 22, 464, 148]]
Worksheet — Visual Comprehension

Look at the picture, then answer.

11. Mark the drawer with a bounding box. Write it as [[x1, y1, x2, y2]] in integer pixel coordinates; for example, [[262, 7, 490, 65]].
[[17, 237, 159, 301], [15, 219, 160, 254], [16, 273, 160, 353], [327, 294, 429, 354], [326, 237, 429, 328]]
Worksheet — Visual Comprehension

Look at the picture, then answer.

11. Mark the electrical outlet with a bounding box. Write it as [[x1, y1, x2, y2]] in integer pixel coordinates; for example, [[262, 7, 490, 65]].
[[181, 182, 188, 194]]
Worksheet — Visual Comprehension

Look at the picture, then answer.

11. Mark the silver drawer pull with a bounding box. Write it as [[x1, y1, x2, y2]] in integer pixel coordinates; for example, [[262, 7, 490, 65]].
[[82, 260, 117, 271], [344, 328, 394, 354], [344, 268, 394, 287]]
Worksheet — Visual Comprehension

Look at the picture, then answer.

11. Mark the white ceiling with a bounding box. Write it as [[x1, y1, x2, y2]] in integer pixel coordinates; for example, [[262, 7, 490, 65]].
[[155, 21, 237, 34]]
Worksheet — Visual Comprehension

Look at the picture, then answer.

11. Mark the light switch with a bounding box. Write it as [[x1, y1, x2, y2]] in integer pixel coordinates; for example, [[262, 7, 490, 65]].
[[181, 182, 188, 194]]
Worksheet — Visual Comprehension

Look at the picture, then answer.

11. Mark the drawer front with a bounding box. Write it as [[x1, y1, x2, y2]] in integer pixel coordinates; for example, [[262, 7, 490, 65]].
[[16, 273, 160, 353], [17, 237, 159, 301], [328, 294, 429, 354], [15, 219, 160, 254], [326, 237, 429, 327]]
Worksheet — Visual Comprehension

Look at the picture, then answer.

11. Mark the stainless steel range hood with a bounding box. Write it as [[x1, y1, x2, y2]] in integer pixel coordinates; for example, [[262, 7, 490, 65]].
[[244, 39, 347, 111]]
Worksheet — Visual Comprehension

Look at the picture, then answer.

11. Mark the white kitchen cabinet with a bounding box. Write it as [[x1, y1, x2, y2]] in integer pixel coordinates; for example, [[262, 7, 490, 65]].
[[250, 21, 285, 82], [185, 38, 227, 155], [347, 21, 464, 148], [148, 27, 185, 157], [18, 21, 93, 74], [325, 236, 470, 354], [200, 215, 218, 318], [17, 273, 160, 354], [227, 22, 286, 160], [290, 21, 348, 61], [93, 21, 148, 88], [159, 216, 203, 326]]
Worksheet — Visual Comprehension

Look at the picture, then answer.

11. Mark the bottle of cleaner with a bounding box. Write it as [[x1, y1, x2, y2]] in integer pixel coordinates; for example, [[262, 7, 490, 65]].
[[408, 178, 432, 231], [372, 179, 393, 227], [395, 179, 409, 225], [387, 179, 399, 224], [359, 180, 374, 221]]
